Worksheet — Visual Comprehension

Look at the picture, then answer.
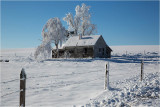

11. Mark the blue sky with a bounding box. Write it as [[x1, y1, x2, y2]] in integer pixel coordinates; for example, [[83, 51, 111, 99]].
[[1, 1, 159, 49]]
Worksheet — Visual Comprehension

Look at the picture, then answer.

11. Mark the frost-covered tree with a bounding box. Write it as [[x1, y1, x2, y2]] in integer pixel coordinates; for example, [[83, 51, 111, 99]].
[[63, 3, 97, 36], [34, 40, 52, 60], [34, 17, 66, 59]]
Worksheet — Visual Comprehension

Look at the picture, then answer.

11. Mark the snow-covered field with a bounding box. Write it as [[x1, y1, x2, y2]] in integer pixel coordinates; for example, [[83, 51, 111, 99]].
[[0, 45, 160, 107]]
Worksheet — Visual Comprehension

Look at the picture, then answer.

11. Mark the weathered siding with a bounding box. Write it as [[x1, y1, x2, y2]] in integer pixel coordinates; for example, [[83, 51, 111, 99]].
[[65, 46, 94, 58], [106, 46, 111, 58], [94, 36, 111, 58]]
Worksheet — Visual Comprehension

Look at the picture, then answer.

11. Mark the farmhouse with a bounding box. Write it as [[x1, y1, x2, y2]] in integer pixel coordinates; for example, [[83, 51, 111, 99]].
[[52, 35, 112, 58]]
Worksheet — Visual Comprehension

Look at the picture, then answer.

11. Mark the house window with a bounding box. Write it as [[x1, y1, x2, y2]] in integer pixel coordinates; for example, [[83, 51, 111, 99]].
[[102, 48, 104, 55], [69, 50, 74, 53], [84, 48, 87, 54], [99, 48, 101, 53]]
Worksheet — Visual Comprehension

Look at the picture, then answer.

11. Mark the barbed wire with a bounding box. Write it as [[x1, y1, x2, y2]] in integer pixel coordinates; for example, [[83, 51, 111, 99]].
[[1, 90, 20, 98]]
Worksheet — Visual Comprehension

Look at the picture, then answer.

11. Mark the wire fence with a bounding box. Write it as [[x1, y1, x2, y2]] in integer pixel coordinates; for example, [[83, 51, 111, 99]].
[[0, 58, 156, 106]]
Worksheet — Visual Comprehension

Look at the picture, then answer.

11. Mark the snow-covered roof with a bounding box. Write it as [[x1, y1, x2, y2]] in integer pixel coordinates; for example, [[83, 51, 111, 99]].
[[64, 35, 101, 47], [52, 45, 64, 50]]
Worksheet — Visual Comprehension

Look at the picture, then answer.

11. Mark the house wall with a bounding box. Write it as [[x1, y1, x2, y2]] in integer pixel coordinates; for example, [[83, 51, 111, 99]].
[[94, 36, 111, 58], [65, 46, 94, 58], [106, 47, 111, 58]]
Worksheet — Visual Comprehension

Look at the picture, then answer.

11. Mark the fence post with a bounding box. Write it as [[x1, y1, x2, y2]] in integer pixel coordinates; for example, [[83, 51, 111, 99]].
[[20, 68, 26, 107], [104, 63, 109, 90], [141, 60, 144, 81]]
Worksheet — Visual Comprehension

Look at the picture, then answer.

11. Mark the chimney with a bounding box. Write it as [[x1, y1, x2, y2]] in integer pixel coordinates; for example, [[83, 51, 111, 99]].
[[79, 34, 82, 40]]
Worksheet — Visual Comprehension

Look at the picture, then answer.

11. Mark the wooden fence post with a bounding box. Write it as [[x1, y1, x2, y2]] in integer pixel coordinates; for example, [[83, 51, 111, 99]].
[[104, 63, 109, 90], [141, 60, 144, 81], [20, 68, 26, 107]]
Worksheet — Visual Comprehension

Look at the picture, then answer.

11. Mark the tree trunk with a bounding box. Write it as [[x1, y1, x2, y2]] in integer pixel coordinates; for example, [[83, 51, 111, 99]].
[[74, 29, 77, 36], [56, 44, 59, 58]]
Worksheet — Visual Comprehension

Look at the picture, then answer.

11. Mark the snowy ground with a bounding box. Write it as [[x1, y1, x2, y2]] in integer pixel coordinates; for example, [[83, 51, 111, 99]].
[[0, 45, 160, 107]]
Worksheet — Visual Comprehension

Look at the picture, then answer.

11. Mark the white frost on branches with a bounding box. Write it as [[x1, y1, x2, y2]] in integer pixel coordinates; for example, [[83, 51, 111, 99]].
[[34, 40, 52, 60], [63, 3, 97, 36], [34, 17, 66, 60], [34, 4, 97, 60]]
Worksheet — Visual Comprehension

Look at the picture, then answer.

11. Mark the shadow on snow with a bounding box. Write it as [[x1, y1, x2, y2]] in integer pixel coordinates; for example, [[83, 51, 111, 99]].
[[43, 56, 159, 64]]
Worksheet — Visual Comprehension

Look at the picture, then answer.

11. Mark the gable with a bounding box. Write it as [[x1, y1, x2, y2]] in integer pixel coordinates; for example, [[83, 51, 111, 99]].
[[95, 36, 107, 47], [95, 36, 112, 51]]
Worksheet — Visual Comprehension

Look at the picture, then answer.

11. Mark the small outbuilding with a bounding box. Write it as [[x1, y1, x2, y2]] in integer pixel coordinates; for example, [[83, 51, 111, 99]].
[[52, 35, 112, 58]]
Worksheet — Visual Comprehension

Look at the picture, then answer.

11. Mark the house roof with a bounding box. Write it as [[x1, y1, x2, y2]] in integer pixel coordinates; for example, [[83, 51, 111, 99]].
[[63, 35, 101, 47]]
